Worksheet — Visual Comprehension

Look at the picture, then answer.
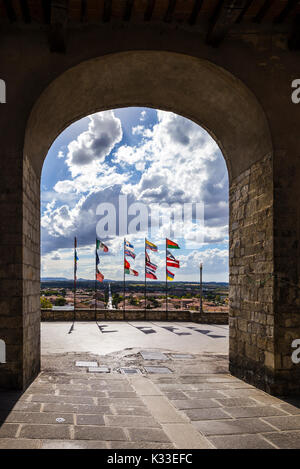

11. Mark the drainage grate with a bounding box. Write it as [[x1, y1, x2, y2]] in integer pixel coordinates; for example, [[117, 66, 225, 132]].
[[76, 361, 98, 367], [144, 366, 173, 374], [141, 351, 168, 361], [120, 367, 142, 375], [88, 366, 110, 373]]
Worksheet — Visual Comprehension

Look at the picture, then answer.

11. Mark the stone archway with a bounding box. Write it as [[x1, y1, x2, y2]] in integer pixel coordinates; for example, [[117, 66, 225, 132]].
[[19, 51, 277, 392]]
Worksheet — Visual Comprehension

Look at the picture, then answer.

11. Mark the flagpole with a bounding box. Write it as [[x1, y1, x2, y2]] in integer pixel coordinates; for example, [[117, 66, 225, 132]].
[[74, 236, 77, 324], [95, 238, 97, 322], [166, 238, 168, 321], [123, 238, 125, 319], [144, 238, 147, 320], [200, 262, 203, 315]]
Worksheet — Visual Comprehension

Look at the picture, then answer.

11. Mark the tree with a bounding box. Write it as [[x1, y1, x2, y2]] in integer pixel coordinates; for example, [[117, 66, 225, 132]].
[[54, 296, 67, 306], [41, 297, 52, 309]]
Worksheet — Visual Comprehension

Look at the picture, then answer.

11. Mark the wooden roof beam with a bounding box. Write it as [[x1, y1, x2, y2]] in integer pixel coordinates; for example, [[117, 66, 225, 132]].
[[19, 0, 31, 23], [164, 0, 177, 23], [189, 0, 203, 26], [3, 0, 17, 23], [288, 13, 300, 49], [252, 0, 275, 24], [123, 0, 134, 21], [207, 0, 249, 47], [274, 0, 299, 24], [49, 0, 69, 53], [144, 0, 155, 21], [103, 0, 112, 22]]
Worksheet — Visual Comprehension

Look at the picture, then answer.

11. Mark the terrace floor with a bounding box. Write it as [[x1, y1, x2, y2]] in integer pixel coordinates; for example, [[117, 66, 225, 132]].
[[1, 322, 300, 449]]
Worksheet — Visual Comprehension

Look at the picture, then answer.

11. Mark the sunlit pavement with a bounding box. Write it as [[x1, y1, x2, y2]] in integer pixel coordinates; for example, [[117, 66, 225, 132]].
[[41, 321, 229, 356], [1, 322, 300, 449]]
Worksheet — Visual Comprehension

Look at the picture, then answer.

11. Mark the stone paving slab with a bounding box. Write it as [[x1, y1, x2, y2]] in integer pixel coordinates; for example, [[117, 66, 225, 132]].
[[184, 408, 232, 421], [208, 434, 275, 449], [76, 414, 105, 426], [162, 423, 214, 449], [1, 348, 300, 449], [0, 438, 42, 449], [41, 439, 107, 449], [261, 431, 300, 449], [192, 418, 275, 436], [127, 428, 171, 443], [261, 415, 300, 431], [105, 415, 160, 428], [223, 406, 288, 418], [20, 424, 71, 440], [4, 411, 75, 425], [74, 426, 127, 441], [171, 399, 222, 410]]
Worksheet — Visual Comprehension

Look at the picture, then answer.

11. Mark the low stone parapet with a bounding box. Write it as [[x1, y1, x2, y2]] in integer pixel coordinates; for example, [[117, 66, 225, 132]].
[[41, 309, 228, 324]]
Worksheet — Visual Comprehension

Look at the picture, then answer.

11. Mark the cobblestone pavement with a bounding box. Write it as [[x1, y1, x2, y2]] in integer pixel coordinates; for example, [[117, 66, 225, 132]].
[[1, 348, 300, 449]]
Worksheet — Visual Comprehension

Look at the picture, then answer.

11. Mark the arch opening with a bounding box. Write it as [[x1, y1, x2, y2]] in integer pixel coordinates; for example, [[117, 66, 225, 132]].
[[40, 106, 230, 358], [20, 50, 275, 393]]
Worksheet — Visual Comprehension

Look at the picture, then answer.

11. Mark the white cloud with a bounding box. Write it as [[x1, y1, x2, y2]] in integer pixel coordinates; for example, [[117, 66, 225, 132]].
[[66, 110, 122, 176]]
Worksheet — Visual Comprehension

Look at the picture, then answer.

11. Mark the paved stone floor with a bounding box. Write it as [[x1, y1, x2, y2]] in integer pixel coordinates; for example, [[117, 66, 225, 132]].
[[41, 321, 229, 355], [1, 322, 300, 449]]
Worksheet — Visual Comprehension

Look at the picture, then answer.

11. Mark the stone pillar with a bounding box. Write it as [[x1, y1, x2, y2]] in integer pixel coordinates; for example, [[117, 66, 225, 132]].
[[229, 150, 300, 396], [229, 153, 276, 393], [0, 151, 40, 390], [0, 150, 24, 388], [272, 150, 300, 395], [22, 155, 40, 388]]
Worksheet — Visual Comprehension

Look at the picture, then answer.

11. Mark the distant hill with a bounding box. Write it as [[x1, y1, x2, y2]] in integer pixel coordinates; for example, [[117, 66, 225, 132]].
[[41, 277, 69, 282]]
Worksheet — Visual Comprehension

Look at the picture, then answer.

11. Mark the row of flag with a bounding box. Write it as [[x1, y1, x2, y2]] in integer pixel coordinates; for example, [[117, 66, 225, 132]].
[[124, 237, 181, 281], [75, 237, 181, 283]]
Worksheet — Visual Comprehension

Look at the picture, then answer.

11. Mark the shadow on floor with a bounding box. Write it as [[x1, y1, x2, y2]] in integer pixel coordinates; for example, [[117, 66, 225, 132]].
[[0, 390, 24, 426]]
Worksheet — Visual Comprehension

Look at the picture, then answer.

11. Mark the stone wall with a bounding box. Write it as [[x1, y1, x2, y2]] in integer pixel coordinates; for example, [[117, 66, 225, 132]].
[[0, 151, 23, 389], [41, 309, 228, 324], [22, 156, 40, 389], [229, 154, 276, 392]]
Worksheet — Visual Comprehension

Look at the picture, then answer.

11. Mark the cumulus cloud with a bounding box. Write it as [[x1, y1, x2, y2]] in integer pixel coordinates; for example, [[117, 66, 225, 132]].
[[66, 111, 122, 176]]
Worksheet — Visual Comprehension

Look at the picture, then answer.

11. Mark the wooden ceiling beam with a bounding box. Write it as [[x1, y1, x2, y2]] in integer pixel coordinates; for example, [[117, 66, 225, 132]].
[[189, 0, 203, 26], [42, 0, 52, 24], [164, 0, 177, 23], [19, 0, 31, 23], [207, 0, 249, 47], [103, 0, 112, 22], [3, 0, 17, 23], [274, 0, 299, 24], [123, 0, 134, 21], [252, 0, 275, 24], [288, 13, 300, 49], [80, 0, 87, 23], [236, 0, 253, 23], [144, 0, 155, 21], [49, 0, 69, 53]]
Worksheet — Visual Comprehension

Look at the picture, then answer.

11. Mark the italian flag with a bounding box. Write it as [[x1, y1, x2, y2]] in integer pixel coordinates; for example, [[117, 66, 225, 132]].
[[125, 268, 139, 277], [166, 238, 180, 249]]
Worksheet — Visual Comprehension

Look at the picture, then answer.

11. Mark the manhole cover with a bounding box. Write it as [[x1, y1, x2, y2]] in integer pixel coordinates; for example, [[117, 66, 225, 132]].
[[120, 368, 142, 375], [141, 351, 168, 361], [144, 366, 173, 374], [88, 366, 110, 373], [76, 361, 98, 367], [170, 354, 194, 359], [56, 417, 65, 423]]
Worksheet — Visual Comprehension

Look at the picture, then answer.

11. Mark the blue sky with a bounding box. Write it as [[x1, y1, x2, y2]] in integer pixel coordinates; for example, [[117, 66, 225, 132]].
[[41, 107, 229, 282]]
